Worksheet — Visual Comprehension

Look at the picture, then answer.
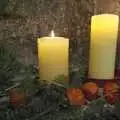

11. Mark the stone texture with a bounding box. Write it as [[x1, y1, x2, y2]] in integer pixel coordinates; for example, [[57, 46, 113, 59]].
[[0, 0, 95, 65], [1, 0, 120, 68]]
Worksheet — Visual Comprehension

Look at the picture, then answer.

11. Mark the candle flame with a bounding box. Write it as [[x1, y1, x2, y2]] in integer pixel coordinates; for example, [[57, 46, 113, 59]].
[[51, 30, 55, 37]]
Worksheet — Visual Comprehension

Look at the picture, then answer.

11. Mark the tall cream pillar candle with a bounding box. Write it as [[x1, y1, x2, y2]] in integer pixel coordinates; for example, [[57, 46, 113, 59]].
[[89, 14, 119, 79], [37, 31, 69, 82]]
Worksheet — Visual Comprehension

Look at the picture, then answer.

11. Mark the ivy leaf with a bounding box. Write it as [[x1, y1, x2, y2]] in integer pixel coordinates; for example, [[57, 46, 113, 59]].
[[55, 74, 68, 84], [88, 98, 107, 113], [114, 101, 120, 119], [0, 42, 21, 90]]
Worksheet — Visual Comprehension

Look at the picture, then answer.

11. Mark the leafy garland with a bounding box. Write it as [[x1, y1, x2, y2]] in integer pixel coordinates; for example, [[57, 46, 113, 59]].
[[0, 42, 21, 90], [1, 83, 120, 120], [0, 43, 120, 120]]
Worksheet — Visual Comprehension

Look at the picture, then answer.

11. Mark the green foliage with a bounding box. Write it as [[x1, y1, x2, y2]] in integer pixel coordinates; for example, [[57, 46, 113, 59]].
[[0, 41, 38, 96], [114, 101, 120, 119], [0, 42, 21, 90], [0, 83, 120, 120], [0, 36, 119, 120], [53, 55, 87, 88], [0, 0, 9, 15], [18, 65, 39, 95]]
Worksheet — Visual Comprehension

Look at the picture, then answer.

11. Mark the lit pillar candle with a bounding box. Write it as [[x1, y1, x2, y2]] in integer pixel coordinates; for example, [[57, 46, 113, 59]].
[[89, 14, 119, 79], [37, 31, 69, 82]]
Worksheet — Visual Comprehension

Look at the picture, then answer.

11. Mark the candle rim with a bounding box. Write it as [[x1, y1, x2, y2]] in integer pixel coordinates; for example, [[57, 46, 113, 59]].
[[92, 14, 119, 19], [38, 36, 69, 40]]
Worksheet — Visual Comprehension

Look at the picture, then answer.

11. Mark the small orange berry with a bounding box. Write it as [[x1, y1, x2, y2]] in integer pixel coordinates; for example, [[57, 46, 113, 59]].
[[67, 88, 86, 106], [82, 82, 99, 101]]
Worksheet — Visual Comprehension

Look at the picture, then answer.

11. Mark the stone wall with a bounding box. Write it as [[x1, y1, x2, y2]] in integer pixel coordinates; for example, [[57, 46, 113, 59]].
[[1, 0, 120, 68], [0, 0, 95, 65]]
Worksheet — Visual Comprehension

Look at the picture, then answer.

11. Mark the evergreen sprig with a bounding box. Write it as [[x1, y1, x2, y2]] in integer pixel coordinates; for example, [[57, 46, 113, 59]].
[[18, 65, 39, 96], [0, 42, 21, 90]]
